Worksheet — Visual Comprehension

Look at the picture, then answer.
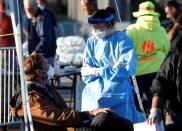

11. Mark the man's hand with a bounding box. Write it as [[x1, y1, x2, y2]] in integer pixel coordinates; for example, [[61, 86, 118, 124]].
[[81, 67, 99, 76], [147, 108, 162, 125], [31, 51, 38, 55], [89, 108, 111, 117], [31, 51, 45, 56]]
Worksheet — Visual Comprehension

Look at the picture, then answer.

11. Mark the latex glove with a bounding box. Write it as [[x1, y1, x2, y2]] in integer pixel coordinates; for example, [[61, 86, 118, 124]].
[[81, 67, 99, 77], [113, 61, 124, 68], [147, 108, 162, 125]]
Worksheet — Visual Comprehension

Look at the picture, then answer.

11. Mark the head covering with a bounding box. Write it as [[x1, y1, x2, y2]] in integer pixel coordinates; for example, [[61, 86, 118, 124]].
[[88, 15, 114, 24], [133, 1, 160, 17]]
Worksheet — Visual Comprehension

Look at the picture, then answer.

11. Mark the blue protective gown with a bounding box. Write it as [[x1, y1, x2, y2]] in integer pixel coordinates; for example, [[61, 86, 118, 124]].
[[82, 31, 145, 123]]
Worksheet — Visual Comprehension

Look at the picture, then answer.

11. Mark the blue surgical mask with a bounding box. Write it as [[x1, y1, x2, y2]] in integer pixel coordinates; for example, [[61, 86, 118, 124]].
[[91, 29, 107, 38]]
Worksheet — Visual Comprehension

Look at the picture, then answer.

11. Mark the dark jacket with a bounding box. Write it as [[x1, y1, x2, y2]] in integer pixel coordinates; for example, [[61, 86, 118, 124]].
[[169, 28, 182, 55], [151, 52, 182, 114], [166, 12, 182, 55], [27, 9, 56, 57], [9, 83, 90, 131]]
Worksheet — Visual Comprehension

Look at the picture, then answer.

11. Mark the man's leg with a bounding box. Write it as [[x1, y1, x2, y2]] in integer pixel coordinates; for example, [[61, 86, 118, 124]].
[[136, 73, 156, 115], [75, 112, 133, 131], [90, 112, 134, 131]]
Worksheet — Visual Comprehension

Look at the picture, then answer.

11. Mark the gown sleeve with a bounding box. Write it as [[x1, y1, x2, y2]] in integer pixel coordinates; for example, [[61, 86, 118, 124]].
[[82, 34, 137, 83], [98, 35, 137, 82]]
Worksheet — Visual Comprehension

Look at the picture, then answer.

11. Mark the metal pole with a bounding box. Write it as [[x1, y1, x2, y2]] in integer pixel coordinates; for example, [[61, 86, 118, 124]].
[[114, 0, 122, 23], [131, 75, 146, 119], [16, 0, 34, 130], [7, 0, 34, 130], [126, 0, 131, 22]]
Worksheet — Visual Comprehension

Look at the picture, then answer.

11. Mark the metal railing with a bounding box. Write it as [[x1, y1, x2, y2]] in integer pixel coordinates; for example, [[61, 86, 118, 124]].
[[0, 47, 23, 129]]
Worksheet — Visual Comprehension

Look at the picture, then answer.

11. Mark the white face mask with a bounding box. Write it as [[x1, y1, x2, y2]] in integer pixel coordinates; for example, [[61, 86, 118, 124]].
[[91, 29, 107, 39], [47, 65, 54, 79]]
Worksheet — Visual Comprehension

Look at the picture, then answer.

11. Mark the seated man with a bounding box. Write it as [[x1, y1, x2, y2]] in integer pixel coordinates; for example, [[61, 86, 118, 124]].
[[9, 53, 133, 131]]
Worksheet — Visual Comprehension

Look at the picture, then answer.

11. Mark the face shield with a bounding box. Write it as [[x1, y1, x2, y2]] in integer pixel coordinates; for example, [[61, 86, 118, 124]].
[[88, 15, 114, 24], [88, 15, 114, 38]]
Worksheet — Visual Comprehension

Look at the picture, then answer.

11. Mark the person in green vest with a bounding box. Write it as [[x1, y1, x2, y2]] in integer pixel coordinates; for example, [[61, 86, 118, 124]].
[[126, 1, 170, 114]]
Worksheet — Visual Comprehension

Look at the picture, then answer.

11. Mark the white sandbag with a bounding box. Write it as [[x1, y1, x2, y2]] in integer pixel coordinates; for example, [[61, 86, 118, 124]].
[[58, 53, 83, 66], [56, 46, 83, 55], [56, 36, 85, 66], [56, 36, 85, 48]]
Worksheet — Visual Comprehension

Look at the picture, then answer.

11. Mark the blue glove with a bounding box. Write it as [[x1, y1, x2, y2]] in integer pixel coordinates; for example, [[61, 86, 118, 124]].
[[81, 67, 99, 76]]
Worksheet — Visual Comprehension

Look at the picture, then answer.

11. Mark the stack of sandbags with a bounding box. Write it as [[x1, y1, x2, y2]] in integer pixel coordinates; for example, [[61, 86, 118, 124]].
[[56, 36, 85, 66]]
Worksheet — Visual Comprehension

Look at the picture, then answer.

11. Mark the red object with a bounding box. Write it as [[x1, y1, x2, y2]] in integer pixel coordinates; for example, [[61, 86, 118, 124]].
[[0, 0, 2, 13], [0, 12, 15, 47]]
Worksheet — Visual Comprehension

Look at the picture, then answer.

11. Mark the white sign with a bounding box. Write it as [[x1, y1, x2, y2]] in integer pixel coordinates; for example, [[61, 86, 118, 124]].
[[134, 121, 165, 131]]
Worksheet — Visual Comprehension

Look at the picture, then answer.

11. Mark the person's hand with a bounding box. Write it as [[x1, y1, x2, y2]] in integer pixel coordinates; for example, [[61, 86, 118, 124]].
[[31, 51, 45, 56], [31, 51, 38, 55], [113, 61, 124, 68], [89, 108, 111, 117], [81, 67, 99, 76], [147, 108, 162, 125]]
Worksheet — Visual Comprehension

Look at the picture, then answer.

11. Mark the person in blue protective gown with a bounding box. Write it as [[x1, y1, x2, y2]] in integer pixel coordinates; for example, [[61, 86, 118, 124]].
[[81, 7, 145, 124]]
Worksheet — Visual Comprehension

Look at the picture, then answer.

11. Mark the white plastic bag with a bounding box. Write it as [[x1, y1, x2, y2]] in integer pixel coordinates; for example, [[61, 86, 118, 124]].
[[56, 36, 85, 66]]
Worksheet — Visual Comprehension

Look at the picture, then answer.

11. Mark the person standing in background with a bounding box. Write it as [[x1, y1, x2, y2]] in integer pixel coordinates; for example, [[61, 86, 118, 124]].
[[36, 0, 58, 37], [147, 37, 182, 131], [0, 0, 17, 70], [164, 0, 182, 55], [80, 0, 98, 33], [0, 1, 15, 47], [126, 1, 170, 114], [0, 1, 16, 131], [23, 0, 56, 67], [80, 0, 98, 16], [80, 0, 98, 39]]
